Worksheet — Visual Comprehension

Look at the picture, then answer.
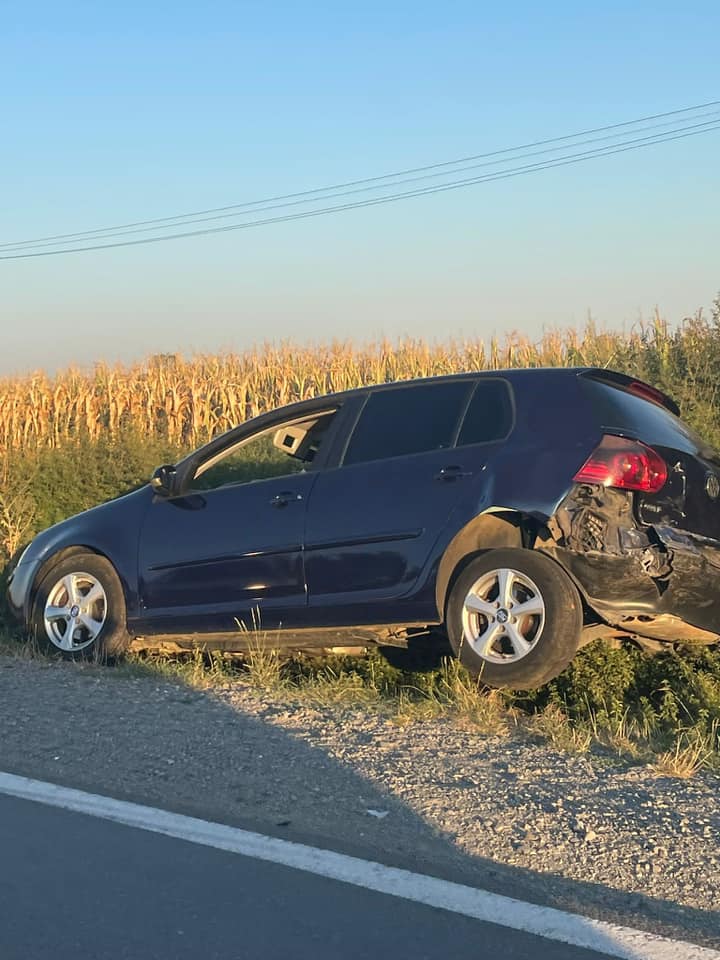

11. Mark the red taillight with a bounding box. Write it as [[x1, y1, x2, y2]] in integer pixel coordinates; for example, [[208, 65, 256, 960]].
[[573, 435, 668, 493]]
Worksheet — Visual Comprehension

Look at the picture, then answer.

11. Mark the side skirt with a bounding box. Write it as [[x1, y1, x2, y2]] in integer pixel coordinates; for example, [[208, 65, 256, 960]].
[[128, 623, 434, 654]]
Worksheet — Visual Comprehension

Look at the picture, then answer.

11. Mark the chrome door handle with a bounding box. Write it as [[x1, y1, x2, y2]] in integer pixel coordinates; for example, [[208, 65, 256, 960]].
[[270, 492, 303, 508], [434, 466, 472, 482]]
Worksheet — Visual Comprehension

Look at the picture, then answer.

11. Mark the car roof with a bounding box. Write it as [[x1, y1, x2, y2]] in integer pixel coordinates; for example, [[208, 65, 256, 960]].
[[213, 366, 634, 435], [324, 365, 597, 401]]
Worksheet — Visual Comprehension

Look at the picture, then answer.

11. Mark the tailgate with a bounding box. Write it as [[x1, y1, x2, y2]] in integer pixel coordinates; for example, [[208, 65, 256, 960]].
[[579, 372, 720, 540]]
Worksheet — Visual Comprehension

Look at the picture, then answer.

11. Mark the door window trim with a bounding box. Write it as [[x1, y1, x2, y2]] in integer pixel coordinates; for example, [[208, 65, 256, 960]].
[[190, 407, 341, 491], [452, 377, 516, 449], [337, 377, 490, 468]]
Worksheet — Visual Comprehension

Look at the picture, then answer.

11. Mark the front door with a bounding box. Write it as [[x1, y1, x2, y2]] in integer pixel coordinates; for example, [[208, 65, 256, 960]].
[[138, 473, 315, 634], [136, 413, 337, 634]]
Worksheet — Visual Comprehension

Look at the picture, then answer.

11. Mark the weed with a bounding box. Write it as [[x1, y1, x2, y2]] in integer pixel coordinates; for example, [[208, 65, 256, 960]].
[[532, 703, 593, 754], [652, 725, 717, 778], [394, 688, 446, 725], [294, 667, 382, 709], [0, 626, 44, 662], [244, 642, 284, 691], [436, 659, 513, 734]]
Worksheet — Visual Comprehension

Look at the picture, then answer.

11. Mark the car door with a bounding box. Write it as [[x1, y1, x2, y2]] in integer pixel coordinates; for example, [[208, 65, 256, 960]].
[[136, 410, 338, 634], [303, 379, 481, 620]]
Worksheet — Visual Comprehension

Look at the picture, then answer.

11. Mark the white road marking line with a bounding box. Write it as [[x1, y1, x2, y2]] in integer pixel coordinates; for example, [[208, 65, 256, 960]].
[[0, 771, 716, 960]]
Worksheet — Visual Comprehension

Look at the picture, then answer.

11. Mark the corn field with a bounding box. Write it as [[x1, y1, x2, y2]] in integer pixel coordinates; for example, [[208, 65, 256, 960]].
[[0, 304, 719, 453], [0, 326, 660, 451]]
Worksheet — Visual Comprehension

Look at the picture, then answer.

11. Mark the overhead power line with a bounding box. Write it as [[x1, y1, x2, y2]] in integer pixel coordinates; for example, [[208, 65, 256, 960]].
[[3, 98, 719, 251], [4, 111, 720, 253], [2, 100, 719, 260]]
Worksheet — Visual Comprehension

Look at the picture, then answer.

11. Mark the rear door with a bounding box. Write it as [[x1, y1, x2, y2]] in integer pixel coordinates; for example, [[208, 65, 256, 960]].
[[303, 379, 490, 618]]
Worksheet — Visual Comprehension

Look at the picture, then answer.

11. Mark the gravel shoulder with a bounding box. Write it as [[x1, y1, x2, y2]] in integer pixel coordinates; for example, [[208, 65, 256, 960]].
[[1, 654, 718, 948]]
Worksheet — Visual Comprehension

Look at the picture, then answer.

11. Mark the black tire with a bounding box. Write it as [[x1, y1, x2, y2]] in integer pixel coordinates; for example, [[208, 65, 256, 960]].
[[446, 548, 583, 690], [31, 552, 130, 660]]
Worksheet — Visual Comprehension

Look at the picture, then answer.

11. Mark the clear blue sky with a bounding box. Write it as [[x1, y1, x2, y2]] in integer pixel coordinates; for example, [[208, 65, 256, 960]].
[[1, 0, 718, 376]]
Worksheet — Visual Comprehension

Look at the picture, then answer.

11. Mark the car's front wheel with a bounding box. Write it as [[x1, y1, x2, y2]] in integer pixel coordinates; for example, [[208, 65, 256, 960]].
[[446, 548, 583, 689], [32, 553, 130, 659]]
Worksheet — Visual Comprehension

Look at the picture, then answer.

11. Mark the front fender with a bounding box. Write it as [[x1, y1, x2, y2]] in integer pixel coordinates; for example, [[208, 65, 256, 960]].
[[5, 486, 153, 627]]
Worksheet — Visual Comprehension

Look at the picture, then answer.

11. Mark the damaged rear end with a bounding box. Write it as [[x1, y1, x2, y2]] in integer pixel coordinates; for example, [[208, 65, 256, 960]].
[[539, 371, 720, 647]]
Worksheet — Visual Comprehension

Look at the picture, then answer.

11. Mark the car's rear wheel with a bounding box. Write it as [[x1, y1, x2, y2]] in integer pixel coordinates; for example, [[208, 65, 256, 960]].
[[446, 548, 583, 689], [32, 553, 130, 659]]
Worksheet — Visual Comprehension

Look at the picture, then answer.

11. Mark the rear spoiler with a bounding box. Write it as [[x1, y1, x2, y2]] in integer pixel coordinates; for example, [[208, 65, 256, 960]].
[[579, 369, 681, 417]]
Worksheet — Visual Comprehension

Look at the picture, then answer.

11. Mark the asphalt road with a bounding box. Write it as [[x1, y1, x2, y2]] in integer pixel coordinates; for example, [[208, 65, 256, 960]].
[[0, 793, 615, 960]]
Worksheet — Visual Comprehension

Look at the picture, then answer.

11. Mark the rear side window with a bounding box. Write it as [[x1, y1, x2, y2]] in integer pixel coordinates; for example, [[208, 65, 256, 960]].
[[581, 378, 704, 453], [343, 381, 471, 466], [457, 380, 513, 446]]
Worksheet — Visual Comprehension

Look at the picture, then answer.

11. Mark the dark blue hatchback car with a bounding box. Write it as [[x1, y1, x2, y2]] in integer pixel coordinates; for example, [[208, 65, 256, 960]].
[[8, 367, 720, 688]]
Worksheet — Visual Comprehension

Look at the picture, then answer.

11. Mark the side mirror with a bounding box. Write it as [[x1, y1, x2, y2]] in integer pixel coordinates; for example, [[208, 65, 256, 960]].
[[150, 464, 178, 497]]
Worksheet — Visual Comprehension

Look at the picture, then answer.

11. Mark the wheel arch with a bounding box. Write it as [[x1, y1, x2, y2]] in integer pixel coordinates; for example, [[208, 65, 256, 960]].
[[435, 510, 540, 618], [28, 545, 122, 620]]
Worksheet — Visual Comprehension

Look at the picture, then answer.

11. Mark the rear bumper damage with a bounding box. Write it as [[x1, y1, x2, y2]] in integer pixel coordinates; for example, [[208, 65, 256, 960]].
[[539, 488, 720, 644]]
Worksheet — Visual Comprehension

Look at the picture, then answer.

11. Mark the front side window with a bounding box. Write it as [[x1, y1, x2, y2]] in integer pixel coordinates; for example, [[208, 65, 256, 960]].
[[192, 410, 337, 491], [343, 381, 472, 466]]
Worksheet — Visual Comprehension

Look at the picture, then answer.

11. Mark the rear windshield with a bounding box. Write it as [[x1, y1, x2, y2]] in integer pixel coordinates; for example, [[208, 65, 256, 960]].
[[581, 378, 707, 454]]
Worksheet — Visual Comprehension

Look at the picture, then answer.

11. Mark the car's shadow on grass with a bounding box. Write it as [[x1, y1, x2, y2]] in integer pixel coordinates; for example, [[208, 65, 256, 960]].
[[377, 628, 452, 672], [0, 643, 717, 954]]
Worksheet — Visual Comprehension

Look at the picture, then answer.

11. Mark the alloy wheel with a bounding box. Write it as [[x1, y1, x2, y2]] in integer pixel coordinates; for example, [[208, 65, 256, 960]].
[[461, 566, 545, 664], [42, 571, 108, 652]]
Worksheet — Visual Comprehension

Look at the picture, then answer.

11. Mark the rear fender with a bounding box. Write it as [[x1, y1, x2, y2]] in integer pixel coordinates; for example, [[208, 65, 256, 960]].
[[534, 483, 720, 643], [434, 510, 532, 617]]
